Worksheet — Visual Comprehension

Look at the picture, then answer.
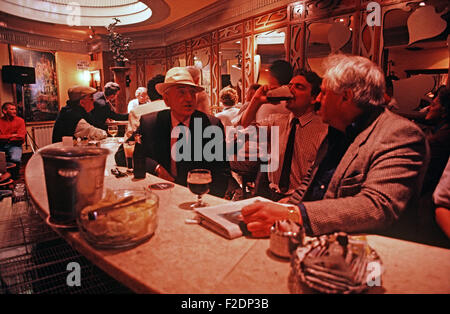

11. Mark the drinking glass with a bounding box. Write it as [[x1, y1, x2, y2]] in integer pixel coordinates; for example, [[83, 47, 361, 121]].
[[187, 169, 212, 209], [107, 125, 118, 141], [123, 140, 136, 172]]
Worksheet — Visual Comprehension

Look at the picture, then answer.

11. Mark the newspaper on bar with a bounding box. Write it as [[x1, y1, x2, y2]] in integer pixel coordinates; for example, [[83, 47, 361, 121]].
[[195, 197, 276, 239]]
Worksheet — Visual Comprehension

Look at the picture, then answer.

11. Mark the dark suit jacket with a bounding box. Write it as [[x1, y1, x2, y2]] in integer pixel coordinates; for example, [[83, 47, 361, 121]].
[[135, 109, 231, 197], [91, 92, 128, 130]]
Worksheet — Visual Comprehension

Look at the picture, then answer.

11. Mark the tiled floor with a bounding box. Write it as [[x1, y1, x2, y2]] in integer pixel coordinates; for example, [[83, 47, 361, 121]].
[[0, 153, 133, 294]]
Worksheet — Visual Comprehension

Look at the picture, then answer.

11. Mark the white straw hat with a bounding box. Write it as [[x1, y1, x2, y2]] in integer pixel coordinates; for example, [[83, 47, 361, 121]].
[[156, 67, 204, 95]]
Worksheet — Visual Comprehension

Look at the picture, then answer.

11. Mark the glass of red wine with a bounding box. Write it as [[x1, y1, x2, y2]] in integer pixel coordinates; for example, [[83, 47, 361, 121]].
[[187, 169, 212, 209]]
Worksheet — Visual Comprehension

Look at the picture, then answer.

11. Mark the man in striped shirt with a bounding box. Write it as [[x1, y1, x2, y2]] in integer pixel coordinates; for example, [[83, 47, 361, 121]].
[[240, 69, 328, 201]]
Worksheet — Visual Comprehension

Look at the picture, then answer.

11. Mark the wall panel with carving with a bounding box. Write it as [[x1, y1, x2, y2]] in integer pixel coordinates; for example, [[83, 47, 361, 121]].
[[135, 59, 146, 89], [290, 23, 305, 71], [244, 35, 254, 96], [359, 8, 381, 63], [289, 1, 307, 22], [216, 23, 244, 43], [128, 59, 138, 103], [211, 44, 220, 112], [254, 8, 289, 33], [145, 58, 166, 86], [304, 0, 358, 21]]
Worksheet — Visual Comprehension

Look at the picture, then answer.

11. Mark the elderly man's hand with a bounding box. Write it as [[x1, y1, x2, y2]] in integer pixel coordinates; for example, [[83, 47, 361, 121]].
[[241, 201, 291, 238]]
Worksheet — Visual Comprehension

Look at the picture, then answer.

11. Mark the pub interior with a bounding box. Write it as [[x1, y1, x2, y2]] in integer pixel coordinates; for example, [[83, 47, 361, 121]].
[[0, 0, 449, 296]]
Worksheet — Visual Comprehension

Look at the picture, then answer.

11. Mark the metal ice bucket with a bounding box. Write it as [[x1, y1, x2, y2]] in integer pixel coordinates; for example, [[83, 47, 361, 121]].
[[39, 146, 109, 225]]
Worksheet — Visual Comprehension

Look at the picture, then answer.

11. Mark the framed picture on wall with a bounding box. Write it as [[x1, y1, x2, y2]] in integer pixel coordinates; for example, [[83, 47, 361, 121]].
[[11, 46, 59, 122]]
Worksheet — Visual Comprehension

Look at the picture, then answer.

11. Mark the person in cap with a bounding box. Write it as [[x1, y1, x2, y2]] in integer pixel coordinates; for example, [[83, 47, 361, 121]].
[[0, 102, 26, 178], [133, 67, 231, 197], [90, 82, 128, 131], [52, 86, 107, 143]]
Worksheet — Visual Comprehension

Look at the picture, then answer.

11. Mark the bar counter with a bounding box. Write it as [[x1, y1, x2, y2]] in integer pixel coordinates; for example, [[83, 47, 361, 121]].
[[24, 142, 450, 294]]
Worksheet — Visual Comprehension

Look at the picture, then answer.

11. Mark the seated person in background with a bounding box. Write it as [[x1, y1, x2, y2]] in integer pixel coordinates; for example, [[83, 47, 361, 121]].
[[215, 86, 240, 127], [0, 102, 26, 178], [187, 66, 211, 114], [133, 67, 231, 197], [127, 87, 149, 113], [421, 87, 450, 195], [90, 82, 128, 131], [433, 157, 450, 239], [126, 74, 168, 138], [231, 83, 261, 125], [242, 70, 327, 201], [52, 86, 107, 143], [242, 55, 429, 237]]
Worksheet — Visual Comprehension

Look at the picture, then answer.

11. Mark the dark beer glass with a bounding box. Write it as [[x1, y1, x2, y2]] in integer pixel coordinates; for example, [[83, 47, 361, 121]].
[[187, 169, 212, 208]]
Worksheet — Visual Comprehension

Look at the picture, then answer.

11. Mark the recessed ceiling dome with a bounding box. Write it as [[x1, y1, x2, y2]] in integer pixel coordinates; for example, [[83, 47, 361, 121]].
[[0, 0, 152, 26]]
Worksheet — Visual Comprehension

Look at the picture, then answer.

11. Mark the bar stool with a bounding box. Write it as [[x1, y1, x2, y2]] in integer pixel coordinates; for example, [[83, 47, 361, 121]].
[[6, 162, 18, 181], [0, 172, 13, 190]]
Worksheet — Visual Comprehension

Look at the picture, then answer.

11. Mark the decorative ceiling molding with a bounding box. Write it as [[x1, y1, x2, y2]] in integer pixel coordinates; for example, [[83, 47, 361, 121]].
[[128, 0, 293, 48], [0, 26, 89, 53]]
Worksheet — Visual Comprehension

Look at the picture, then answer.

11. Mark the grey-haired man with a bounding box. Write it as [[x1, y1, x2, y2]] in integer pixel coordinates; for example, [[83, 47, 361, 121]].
[[242, 55, 429, 237]]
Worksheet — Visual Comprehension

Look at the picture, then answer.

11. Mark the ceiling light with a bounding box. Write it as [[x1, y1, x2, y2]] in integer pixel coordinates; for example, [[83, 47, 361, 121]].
[[0, 0, 152, 26], [419, 2, 426, 6]]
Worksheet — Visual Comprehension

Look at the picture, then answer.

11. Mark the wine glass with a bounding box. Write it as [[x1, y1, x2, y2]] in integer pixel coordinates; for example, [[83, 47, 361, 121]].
[[123, 140, 136, 172], [107, 125, 118, 142], [187, 169, 212, 209]]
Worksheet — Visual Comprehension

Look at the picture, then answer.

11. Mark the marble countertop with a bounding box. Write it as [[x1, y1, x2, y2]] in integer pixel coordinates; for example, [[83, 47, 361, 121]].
[[24, 143, 450, 294]]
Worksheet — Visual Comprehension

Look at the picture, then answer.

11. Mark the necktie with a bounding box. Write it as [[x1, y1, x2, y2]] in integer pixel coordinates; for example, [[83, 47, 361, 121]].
[[278, 118, 299, 193], [171, 123, 186, 177]]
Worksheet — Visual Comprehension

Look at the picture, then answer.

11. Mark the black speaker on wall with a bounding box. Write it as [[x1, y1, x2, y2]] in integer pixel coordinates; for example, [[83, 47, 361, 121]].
[[1, 65, 36, 84]]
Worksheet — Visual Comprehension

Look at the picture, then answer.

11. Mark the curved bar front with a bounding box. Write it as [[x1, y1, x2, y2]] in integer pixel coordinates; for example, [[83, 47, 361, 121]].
[[25, 144, 450, 294]]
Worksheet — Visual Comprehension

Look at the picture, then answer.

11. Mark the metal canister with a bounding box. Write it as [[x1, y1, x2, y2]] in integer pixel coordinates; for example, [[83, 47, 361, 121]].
[[39, 146, 109, 226]]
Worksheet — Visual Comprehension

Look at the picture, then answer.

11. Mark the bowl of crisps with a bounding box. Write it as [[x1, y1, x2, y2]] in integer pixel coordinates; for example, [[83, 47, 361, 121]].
[[78, 188, 158, 249]]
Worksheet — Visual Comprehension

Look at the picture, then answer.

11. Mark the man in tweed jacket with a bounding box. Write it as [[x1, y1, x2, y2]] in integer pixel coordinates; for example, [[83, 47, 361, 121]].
[[242, 55, 429, 237]]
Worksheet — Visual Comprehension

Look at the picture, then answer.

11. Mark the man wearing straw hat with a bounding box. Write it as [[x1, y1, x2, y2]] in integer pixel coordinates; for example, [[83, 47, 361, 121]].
[[134, 67, 230, 197]]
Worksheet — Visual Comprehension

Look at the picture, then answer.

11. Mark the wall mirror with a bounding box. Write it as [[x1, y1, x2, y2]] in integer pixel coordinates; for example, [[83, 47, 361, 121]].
[[305, 15, 354, 77], [254, 28, 287, 85], [192, 47, 211, 98], [382, 3, 449, 112], [219, 39, 242, 102]]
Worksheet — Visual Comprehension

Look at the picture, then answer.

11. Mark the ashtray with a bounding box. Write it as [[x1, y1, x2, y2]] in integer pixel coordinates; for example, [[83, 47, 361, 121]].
[[290, 233, 383, 294], [78, 189, 159, 249]]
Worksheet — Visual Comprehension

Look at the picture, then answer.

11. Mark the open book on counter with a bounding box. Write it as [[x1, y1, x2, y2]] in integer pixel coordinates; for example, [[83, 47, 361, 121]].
[[195, 197, 291, 239]]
